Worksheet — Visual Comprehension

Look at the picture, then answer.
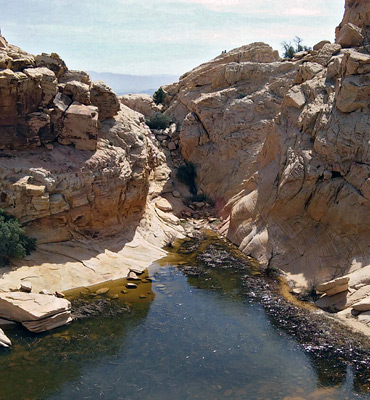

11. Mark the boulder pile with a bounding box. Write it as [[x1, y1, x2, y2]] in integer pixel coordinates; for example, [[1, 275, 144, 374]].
[[0, 35, 120, 151], [152, 123, 180, 152]]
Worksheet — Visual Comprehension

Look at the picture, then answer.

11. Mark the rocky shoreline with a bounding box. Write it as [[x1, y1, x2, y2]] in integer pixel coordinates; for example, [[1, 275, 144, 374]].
[[173, 236, 370, 391]]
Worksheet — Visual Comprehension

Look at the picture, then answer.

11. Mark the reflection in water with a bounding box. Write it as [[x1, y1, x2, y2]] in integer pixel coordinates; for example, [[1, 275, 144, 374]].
[[0, 235, 369, 400]]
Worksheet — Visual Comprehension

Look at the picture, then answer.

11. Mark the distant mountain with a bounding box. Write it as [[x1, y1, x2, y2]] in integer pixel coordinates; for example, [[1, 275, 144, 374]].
[[87, 72, 179, 96]]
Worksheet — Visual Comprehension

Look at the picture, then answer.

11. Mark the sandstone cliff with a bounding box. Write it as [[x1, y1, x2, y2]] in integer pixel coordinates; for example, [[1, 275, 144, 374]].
[[146, 0, 370, 310], [0, 37, 181, 292]]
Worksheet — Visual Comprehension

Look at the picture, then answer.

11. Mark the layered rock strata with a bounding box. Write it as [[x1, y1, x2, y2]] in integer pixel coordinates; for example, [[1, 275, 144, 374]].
[[0, 292, 72, 333], [0, 37, 183, 296]]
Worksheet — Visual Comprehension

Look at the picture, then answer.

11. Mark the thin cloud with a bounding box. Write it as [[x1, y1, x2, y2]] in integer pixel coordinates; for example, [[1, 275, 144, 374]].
[[160, 0, 340, 17], [282, 8, 322, 16]]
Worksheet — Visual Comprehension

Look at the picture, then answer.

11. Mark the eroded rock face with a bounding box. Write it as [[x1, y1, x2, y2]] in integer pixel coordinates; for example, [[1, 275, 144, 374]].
[[159, 7, 370, 291], [0, 106, 163, 244], [59, 102, 98, 150], [120, 94, 162, 118], [223, 46, 369, 285], [0, 36, 171, 248], [0, 37, 174, 249], [162, 43, 295, 204], [90, 81, 120, 120], [0, 40, 121, 150], [335, 0, 370, 47]]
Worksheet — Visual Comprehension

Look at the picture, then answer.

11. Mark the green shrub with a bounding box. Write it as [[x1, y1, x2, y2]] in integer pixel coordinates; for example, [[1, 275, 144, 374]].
[[146, 112, 172, 130], [263, 264, 281, 278], [189, 193, 208, 203], [281, 36, 311, 59], [153, 88, 166, 105], [177, 162, 197, 195], [0, 209, 36, 266]]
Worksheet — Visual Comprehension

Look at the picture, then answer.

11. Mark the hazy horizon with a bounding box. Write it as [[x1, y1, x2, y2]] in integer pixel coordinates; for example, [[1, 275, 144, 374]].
[[88, 71, 180, 95], [3, 0, 345, 76]]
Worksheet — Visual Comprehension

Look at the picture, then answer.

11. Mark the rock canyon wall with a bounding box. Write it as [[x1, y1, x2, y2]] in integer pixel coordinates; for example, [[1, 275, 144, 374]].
[[155, 0, 370, 293], [0, 37, 180, 294]]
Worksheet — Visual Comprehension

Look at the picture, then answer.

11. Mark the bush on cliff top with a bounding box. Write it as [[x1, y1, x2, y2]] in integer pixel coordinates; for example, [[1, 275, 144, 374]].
[[153, 87, 166, 105], [177, 162, 197, 195], [0, 209, 36, 266], [281, 36, 311, 59], [146, 112, 172, 130]]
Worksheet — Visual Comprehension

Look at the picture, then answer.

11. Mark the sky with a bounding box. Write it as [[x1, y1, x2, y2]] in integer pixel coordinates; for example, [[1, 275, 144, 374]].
[[2, 0, 345, 76]]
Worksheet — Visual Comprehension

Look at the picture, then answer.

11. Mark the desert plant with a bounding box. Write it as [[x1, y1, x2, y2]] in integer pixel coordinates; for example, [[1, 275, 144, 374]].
[[281, 36, 311, 59], [153, 87, 166, 105], [189, 193, 208, 203], [264, 263, 281, 278], [164, 232, 178, 249], [0, 209, 36, 266], [298, 283, 321, 302], [176, 162, 197, 195], [146, 112, 172, 130]]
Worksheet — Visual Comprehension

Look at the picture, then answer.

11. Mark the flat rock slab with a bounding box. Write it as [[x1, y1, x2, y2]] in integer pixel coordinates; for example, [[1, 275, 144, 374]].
[[317, 276, 350, 292], [326, 283, 349, 296], [0, 292, 71, 322], [22, 311, 72, 333], [0, 328, 11, 347], [352, 297, 370, 312]]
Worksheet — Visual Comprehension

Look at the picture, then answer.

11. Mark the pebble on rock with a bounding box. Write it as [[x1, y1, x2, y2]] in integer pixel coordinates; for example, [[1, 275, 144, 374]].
[[127, 271, 139, 280], [20, 281, 32, 293]]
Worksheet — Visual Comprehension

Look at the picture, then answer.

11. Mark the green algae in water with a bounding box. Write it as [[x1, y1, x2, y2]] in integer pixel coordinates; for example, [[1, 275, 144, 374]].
[[0, 235, 369, 400]]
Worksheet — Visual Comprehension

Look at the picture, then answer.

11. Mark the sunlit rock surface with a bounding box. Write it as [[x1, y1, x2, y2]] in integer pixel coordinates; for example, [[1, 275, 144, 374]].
[[153, 1, 370, 318]]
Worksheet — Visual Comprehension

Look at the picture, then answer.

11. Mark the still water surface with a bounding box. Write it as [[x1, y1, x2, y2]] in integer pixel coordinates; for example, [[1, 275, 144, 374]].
[[0, 237, 369, 400]]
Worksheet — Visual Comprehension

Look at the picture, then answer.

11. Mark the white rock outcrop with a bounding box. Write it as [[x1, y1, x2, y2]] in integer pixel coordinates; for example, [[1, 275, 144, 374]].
[[0, 292, 72, 333]]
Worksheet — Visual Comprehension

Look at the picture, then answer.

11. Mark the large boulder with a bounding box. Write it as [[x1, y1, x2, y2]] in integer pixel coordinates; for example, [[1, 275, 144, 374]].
[[62, 80, 91, 105], [49, 92, 73, 140], [90, 81, 120, 120], [35, 52, 67, 78], [335, 0, 370, 46], [23, 67, 58, 106], [336, 23, 364, 47], [59, 101, 99, 150], [0, 292, 72, 333], [120, 94, 162, 118], [59, 69, 91, 85]]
